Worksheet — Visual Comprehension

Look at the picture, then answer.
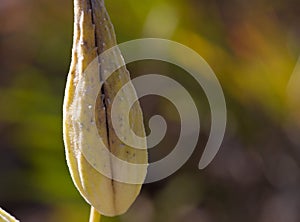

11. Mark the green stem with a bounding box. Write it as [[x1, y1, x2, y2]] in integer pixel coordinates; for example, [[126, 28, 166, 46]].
[[89, 207, 101, 222]]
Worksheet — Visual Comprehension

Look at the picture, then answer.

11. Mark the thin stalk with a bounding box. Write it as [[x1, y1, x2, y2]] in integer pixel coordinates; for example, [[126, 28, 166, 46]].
[[89, 207, 101, 222]]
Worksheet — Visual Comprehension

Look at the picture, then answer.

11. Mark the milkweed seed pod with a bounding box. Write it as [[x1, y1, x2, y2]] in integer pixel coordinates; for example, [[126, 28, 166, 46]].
[[0, 208, 19, 222], [63, 0, 148, 217]]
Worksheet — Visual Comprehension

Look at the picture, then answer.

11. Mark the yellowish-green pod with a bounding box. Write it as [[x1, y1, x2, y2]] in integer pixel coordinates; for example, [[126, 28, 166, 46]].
[[63, 0, 148, 217], [0, 208, 19, 222]]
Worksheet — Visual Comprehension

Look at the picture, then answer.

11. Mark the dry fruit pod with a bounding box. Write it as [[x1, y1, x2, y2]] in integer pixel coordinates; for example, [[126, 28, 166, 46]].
[[63, 0, 148, 217]]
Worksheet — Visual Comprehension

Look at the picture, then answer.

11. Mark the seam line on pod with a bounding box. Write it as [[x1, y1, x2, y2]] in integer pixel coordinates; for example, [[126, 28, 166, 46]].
[[88, 0, 117, 211]]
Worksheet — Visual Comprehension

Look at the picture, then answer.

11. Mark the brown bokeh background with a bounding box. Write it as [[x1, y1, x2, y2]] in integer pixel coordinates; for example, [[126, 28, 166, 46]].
[[1, 0, 300, 221]]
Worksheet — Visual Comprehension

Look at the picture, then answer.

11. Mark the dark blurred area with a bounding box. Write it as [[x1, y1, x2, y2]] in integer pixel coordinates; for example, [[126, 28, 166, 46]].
[[1, 0, 300, 221]]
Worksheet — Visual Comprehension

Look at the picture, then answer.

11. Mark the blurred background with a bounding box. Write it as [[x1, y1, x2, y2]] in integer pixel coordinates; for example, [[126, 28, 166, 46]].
[[1, 0, 300, 221]]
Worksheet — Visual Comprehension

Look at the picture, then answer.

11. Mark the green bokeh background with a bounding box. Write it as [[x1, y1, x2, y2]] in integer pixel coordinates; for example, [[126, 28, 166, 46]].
[[1, 0, 300, 221]]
